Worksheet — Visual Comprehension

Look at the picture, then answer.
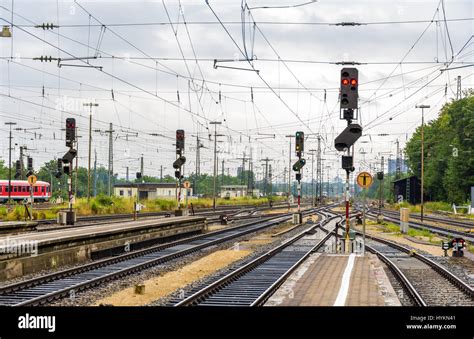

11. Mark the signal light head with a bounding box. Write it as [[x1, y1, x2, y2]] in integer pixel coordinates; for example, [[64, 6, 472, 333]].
[[173, 156, 186, 169], [340, 68, 358, 110], [292, 158, 306, 171]]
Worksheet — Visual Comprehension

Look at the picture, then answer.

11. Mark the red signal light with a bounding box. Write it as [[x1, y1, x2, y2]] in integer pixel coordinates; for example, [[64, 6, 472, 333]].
[[342, 79, 349, 86], [350, 79, 357, 86]]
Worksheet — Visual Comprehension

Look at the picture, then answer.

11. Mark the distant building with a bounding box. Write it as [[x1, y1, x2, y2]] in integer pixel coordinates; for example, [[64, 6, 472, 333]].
[[113, 182, 193, 200], [220, 185, 259, 198], [393, 176, 421, 204], [387, 158, 408, 175]]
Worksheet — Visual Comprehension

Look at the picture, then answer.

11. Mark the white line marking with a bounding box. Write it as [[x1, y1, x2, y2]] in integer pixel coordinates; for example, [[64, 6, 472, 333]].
[[333, 253, 356, 306]]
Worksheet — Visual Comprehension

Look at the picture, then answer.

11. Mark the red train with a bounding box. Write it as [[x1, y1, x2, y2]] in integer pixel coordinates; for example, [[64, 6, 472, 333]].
[[0, 180, 51, 202]]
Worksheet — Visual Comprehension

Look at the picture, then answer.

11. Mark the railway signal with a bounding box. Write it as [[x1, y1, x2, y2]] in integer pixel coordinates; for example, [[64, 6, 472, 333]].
[[55, 159, 62, 178], [356, 171, 373, 255], [173, 156, 186, 171], [292, 131, 305, 223], [65, 118, 76, 147], [292, 158, 306, 171], [341, 155, 354, 172], [334, 124, 362, 152], [173, 156, 186, 180], [26, 174, 37, 220], [340, 68, 358, 110], [451, 238, 465, 257], [58, 118, 78, 225], [176, 129, 185, 155], [26, 157, 33, 177], [295, 131, 304, 156], [14, 160, 21, 179], [174, 129, 187, 214], [62, 117, 77, 169], [336, 67, 363, 254]]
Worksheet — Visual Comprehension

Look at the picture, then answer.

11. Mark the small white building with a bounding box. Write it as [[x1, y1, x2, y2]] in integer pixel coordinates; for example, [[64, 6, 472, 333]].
[[114, 182, 193, 200], [220, 185, 259, 198]]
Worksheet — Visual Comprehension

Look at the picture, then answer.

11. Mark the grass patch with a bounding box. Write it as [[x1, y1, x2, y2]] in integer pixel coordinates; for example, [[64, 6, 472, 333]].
[[0, 206, 7, 218], [0, 195, 284, 220], [366, 219, 402, 235], [406, 227, 441, 244], [390, 201, 466, 215], [382, 222, 401, 234]]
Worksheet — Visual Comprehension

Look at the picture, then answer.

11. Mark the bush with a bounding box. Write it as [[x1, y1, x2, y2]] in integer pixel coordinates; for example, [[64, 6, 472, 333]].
[[6, 206, 23, 221], [96, 194, 113, 206], [424, 201, 452, 212], [0, 206, 7, 218], [90, 201, 99, 214]]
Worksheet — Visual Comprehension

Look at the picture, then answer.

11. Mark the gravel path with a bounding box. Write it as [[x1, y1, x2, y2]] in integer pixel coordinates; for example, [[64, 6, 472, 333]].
[[47, 219, 316, 306]]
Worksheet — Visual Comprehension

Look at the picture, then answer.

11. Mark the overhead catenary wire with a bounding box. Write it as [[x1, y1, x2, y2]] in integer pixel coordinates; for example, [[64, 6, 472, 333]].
[[1, 1, 471, 177]]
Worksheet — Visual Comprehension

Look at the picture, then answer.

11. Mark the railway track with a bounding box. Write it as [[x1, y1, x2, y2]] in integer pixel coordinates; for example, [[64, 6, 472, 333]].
[[380, 208, 474, 229], [33, 205, 267, 232], [34, 203, 288, 226], [172, 212, 342, 306], [317, 209, 473, 306], [363, 234, 474, 306], [365, 210, 474, 243], [0, 206, 318, 306]]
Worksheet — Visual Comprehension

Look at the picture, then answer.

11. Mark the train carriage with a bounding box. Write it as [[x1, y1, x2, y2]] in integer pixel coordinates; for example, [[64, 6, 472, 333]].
[[0, 180, 51, 202]]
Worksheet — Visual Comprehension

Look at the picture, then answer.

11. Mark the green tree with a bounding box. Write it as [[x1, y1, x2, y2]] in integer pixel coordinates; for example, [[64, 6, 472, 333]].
[[405, 94, 474, 203], [0, 160, 9, 179]]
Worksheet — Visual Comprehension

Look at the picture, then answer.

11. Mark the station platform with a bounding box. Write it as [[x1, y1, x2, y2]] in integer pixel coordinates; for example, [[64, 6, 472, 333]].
[[265, 253, 400, 306], [0, 216, 206, 280], [0, 220, 38, 234]]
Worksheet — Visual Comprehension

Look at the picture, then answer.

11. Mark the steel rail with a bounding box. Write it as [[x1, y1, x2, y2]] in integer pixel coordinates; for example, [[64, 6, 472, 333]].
[[0, 207, 320, 306], [174, 213, 341, 306]]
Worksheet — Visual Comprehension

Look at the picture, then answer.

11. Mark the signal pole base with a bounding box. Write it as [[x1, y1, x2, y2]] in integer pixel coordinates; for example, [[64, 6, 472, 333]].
[[175, 209, 189, 217], [57, 210, 76, 225], [342, 230, 356, 254], [292, 213, 302, 225]]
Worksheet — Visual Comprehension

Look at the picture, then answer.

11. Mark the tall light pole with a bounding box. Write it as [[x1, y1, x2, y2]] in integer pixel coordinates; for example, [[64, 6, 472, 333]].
[[415, 104, 430, 223], [308, 149, 317, 206], [210, 121, 222, 209], [4, 122, 16, 205], [285, 135, 294, 197], [83, 102, 98, 200]]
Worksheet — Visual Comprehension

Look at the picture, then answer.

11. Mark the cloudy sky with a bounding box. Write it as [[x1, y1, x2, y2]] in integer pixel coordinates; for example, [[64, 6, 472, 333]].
[[0, 0, 472, 184]]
